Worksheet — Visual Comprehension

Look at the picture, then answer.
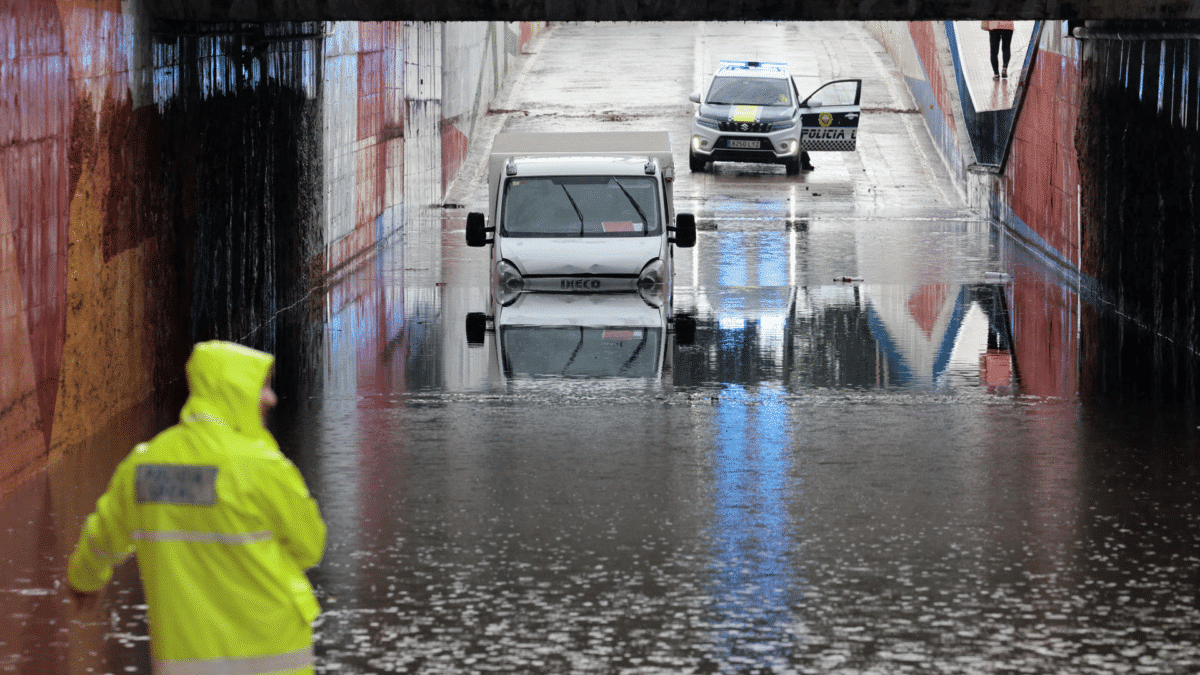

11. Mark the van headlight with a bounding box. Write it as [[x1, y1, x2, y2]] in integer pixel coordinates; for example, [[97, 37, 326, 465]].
[[496, 259, 524, 290], [494, 260, 524, 306], [637, 258, 665, 289]]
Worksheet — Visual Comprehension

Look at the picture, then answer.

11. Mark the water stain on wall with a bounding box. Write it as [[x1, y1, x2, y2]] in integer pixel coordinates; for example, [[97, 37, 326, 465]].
[[1, 0, 71, 492], [1077, 35, 1200, 401]]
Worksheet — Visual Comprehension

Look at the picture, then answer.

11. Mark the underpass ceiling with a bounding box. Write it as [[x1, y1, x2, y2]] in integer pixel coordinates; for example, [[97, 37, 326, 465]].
[[144, 0, 1200, 22]]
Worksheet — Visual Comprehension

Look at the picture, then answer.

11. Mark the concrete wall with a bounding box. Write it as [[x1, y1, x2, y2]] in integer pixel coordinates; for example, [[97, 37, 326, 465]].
[[1075, 33, 1200, 398], [320, 21, 540, 270], [0, 3, 545, 494], [865, 21, 1084, 400], [869, 20, 1200, 400]]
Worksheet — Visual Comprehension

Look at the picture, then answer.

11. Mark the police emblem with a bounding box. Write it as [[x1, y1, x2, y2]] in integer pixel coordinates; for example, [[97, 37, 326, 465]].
[[819, 112, 833, 127]]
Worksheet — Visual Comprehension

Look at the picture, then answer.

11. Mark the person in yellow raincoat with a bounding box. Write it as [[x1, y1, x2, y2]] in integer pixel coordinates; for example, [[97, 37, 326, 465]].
[[68, 340, 327, 675]]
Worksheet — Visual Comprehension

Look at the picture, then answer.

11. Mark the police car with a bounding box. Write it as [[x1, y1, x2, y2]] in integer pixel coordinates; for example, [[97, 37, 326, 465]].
[[688, 60, 862, 175]]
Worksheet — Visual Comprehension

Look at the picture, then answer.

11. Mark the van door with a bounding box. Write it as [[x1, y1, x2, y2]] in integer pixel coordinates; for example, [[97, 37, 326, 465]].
[[797, 79, 862, 152]]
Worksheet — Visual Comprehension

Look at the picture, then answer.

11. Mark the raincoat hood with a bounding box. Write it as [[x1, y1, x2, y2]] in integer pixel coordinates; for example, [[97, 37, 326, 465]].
[[180, 340, 275, 439]]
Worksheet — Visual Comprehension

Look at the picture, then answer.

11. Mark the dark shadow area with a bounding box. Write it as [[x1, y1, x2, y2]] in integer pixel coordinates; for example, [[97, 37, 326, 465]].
[[1077, 29, 1200, 402], [144, 22, 327, 430]]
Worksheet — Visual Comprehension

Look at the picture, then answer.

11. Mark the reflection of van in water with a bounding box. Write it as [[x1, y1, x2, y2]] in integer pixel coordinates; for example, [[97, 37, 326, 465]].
[[466, 293, 694, 380], [466, 131, 696, 314]]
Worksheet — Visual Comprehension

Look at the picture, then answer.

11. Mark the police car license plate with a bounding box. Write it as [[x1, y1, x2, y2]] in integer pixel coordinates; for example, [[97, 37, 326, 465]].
[[728, 139, 760, 149], [525, 277, 638, 292]]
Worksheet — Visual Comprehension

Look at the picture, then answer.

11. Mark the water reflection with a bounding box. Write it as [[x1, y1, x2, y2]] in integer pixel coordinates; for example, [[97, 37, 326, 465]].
[[470, 293, 673, 381], [7, 200, 1200, 673], [675, 282, 1016, 394], [8, 17, 1200, 675], [707, 385, 799, 670]]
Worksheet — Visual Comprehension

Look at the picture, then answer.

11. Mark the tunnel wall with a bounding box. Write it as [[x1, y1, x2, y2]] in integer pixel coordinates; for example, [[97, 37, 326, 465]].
[[1075, 32, 1200, 399], [320, 21, 543, 271], [871, 20, 1200, 400], [867, 21, 1086, 399], [990, 25, 1087, 400], [0, 2, 545, 494], [865, 22, 973, 189]]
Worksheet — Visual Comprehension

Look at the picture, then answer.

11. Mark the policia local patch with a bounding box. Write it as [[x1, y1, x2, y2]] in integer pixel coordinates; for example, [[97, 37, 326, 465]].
[[136, 464, 219, 506]]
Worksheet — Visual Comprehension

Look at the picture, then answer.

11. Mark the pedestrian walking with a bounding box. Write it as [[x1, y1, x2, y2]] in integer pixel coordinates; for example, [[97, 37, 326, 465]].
[[67, 340, 327, 675], [983, 20, 1015, 79]]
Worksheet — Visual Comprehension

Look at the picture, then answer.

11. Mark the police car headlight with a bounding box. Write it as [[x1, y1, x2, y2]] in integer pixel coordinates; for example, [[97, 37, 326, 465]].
[[694, 115, 720, 129], [771, 120, 796, 131], [496, 259, 524, 291], [637, 258, 665, 289], [777, 139, 799, 155]]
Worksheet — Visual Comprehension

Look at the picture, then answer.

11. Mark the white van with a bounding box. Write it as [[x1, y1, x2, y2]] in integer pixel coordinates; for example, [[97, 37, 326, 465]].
[[465, 131, 697, 312]]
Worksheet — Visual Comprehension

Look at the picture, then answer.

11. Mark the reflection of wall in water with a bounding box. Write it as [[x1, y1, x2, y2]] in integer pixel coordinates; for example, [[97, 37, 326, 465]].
[[675, 284, 1016, 392], [870, 20, 1200, 400], [674, 288, 885, 389]]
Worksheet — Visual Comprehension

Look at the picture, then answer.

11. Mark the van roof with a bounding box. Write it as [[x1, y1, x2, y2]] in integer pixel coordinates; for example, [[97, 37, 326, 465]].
[[491, 131, 672, 157]]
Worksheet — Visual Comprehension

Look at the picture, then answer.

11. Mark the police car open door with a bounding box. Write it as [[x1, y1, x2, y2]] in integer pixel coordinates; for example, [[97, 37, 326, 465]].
[[798, 79, 861, 152]]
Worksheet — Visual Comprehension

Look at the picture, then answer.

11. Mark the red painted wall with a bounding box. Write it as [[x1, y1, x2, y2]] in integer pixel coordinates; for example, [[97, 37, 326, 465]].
[[1007, 46, 1081, 268], [873, 23, 1085, 398], [2, 0, 82, 493], [1, 15, 548, 494], [909, 22, 957, 127]]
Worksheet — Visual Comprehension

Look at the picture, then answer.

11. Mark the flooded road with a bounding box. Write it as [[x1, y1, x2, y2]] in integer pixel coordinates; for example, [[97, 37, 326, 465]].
[[4, 21, 1200, 675]]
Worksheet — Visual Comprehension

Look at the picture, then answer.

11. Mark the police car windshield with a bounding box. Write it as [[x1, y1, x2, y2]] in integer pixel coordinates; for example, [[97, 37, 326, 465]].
[[503, 176, 661, 238], [706, 76, 791, 106]]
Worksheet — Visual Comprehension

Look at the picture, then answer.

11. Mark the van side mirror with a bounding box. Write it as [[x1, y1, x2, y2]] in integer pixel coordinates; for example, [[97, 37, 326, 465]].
[[465, 312, 490, 346], [671, 213, 696, 248], [466, 212, 492, 247]]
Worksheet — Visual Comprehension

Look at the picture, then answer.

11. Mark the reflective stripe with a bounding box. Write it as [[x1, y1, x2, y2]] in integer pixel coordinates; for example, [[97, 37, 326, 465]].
[[154, 646, 313, 675], [86, 534, 129, 563], [132, 530, 272, 545], [184, 413, 232, 429]]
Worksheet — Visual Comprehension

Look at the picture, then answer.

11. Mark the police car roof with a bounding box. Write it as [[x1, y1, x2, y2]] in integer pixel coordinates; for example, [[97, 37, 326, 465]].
[[714, 60, 790, 79]]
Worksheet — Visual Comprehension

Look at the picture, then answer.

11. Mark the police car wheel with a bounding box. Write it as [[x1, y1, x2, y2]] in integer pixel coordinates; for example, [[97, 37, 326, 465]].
[[689, 151, 707, 173], [784, 156, 801, 176]]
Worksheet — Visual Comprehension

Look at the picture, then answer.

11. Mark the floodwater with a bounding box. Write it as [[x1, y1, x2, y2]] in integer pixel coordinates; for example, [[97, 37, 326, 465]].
[[274, 202, 1200, 675], [4, 20, 1200, 675]]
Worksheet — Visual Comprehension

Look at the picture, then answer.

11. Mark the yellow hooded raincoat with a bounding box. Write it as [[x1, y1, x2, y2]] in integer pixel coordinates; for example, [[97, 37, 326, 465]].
[[68, 341, 326, 675]]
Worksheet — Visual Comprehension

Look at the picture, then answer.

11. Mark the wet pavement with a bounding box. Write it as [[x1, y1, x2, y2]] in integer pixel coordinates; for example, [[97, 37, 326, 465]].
[[4, 21, 1200, 675]]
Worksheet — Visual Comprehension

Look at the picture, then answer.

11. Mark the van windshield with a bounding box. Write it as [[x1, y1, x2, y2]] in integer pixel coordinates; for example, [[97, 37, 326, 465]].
[[501, 326, 662, 378], [502, 176, 661, 238]]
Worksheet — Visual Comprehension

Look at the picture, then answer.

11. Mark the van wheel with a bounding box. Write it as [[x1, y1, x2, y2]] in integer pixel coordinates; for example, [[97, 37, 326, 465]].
[[689, 151, 707, 173]]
